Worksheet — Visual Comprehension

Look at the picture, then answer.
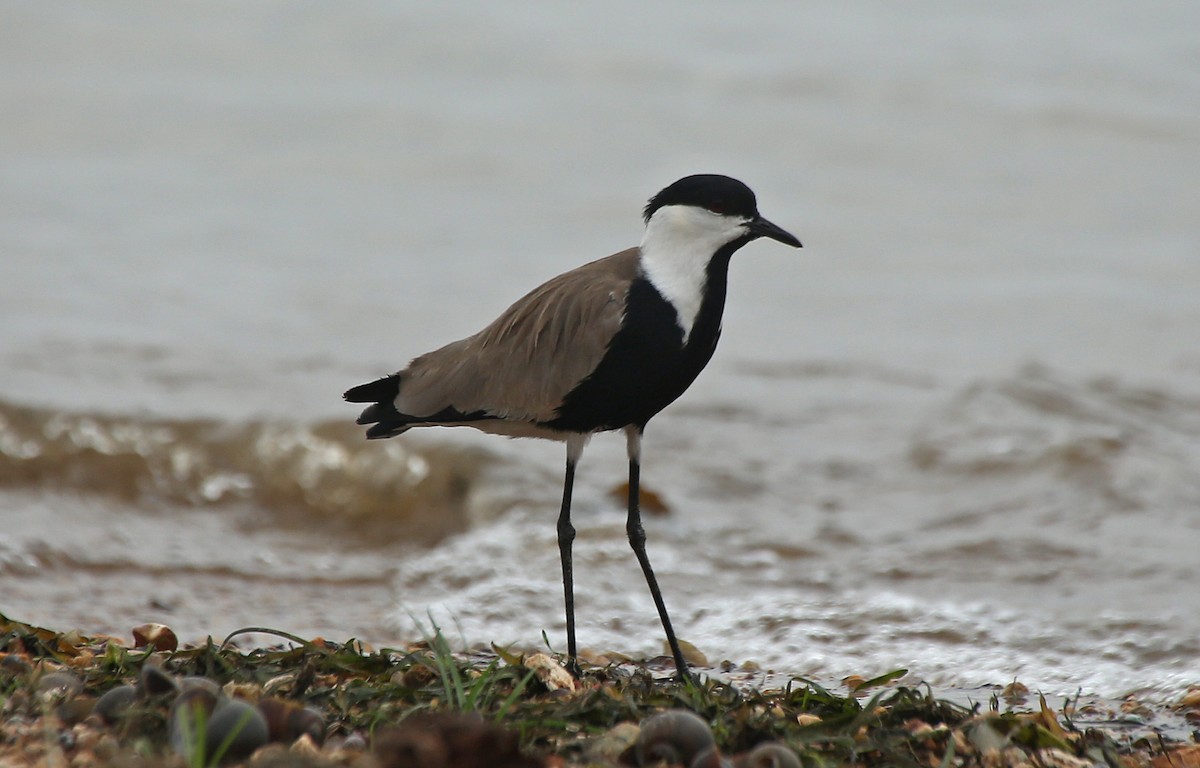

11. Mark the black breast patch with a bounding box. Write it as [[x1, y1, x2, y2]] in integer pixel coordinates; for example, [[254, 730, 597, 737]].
[[546, 255, 730, 433]]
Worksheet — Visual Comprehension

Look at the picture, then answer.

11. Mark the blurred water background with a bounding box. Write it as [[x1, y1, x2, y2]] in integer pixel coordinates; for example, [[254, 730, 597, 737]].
[[2, 1, 1199, 699]]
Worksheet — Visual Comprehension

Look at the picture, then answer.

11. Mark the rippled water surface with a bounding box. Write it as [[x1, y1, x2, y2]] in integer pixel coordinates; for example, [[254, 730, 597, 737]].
[[3, 1, 1199, 699]]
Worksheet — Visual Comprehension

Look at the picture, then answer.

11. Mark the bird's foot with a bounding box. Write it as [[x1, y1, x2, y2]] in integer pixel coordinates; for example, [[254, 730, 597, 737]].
[[564, 656, 584, 679], [676, 669, 704, 689]]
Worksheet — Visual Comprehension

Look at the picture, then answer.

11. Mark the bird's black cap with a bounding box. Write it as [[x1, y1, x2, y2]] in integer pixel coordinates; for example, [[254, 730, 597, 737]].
[[643, 174, 760, 223]]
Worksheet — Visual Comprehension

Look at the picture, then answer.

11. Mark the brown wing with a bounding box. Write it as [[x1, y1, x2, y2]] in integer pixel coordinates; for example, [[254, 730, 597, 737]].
[[395, 248, 641, 423]]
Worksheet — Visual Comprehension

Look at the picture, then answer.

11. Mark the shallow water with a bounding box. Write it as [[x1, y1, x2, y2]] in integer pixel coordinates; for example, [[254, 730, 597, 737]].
[[3, 1, 1199, 699]]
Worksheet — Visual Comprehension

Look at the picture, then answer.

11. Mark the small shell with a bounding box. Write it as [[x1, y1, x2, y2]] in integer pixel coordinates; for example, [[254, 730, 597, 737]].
[[1002, 681, 1030, 703], [132, 623, 178, 652], [525, 652, 577, 692], [262, 672, 298, 697], [636, 710, 715, 767]]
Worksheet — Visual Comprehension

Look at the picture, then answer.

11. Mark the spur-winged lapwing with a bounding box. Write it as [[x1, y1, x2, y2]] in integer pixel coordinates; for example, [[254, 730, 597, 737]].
[[345, 174, 801, 680]]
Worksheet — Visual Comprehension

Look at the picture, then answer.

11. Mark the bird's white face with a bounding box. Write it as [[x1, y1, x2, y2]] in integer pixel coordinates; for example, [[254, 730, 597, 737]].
[[638, 204, 750, 343], [642, 204, 752, 254]]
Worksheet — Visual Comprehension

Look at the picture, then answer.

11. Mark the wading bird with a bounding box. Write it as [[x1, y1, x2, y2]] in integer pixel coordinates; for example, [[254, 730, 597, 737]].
[[345, 174, 801, 680]]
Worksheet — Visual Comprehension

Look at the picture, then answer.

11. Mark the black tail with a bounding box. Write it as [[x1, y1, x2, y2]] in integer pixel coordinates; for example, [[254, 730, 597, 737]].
[[344, 373, 489, 439], [343, 375, 411, 439]]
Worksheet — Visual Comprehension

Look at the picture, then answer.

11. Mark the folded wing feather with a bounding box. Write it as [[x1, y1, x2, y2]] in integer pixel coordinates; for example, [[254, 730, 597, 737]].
[[394, 248, 640, 425]]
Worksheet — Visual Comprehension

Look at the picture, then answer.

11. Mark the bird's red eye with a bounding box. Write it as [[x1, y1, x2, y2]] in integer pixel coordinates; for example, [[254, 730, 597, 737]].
[[707, 202, 726, 214]]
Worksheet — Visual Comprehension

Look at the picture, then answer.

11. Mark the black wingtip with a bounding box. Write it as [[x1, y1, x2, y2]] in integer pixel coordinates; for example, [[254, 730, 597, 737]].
[[344, 374, 401, 403]]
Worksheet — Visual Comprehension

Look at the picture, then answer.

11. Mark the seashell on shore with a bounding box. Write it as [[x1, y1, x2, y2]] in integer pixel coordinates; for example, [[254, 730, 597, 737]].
[[132, 623, 178, 652], [636, 709, 715, 767]]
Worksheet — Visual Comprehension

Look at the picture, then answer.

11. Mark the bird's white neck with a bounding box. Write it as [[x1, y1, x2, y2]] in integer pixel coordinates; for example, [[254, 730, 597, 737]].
[[638, 205, 748, 343]]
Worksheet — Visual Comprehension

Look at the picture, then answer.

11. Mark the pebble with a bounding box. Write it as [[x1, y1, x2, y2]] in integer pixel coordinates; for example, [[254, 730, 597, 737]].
[[93, 734, 120, 761], [72, 724, 100, 753], [290, 733, 322, 757], [288, 708, 327, 746], [246, 743, 289, 766], [94, 685, 138, 724], [257, 697, 327, 745], [170, 687, 220, 758], [36, 671, 83, 699], [339, 732, 368, 752], [1178, 688, 1200, 709], [675, 639, 709, 667], [583, 722, 639, 763], [57, 694, 96, 725], [0, 654, 33, 676], [138, 664, 179, 697], [204, 698, 270, 765]]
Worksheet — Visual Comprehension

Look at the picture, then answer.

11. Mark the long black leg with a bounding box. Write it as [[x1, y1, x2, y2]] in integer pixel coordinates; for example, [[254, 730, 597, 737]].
[[557, 435, 586, 676], [624, 426, 690, 681]]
